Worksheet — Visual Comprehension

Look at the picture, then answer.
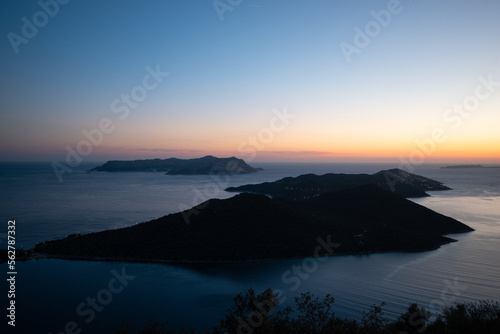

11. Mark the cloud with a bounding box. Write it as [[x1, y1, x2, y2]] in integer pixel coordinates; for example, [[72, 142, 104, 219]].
[[135, 148, 205, 154], [264, 150, 335, 156]]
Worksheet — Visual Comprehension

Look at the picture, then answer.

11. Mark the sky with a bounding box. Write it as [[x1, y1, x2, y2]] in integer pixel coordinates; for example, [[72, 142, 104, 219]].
[[1, 0, 499, 164]]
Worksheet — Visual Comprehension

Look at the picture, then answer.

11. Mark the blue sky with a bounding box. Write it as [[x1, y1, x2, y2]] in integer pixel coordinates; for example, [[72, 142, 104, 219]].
[[1, 0, 499, 162]]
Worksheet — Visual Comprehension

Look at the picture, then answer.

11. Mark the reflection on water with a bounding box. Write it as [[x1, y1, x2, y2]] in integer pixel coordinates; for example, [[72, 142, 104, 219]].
[[2, 164, 500, 332], [10, 207, 499, 333]]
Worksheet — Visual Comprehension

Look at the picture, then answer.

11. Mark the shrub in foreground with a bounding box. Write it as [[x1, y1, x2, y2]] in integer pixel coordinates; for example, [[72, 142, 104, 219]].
[[116, 289, 500, 334]]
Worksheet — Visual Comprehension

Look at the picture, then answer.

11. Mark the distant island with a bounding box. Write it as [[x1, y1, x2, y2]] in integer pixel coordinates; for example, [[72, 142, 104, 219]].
[[441, 164, 500, 169], [24, 183, 472, 264], [226, 168, 451, 199], [91, 155, 262, 175]]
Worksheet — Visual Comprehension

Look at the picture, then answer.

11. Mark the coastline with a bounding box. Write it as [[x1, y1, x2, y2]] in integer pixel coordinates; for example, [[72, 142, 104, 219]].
[[2, 173, 475, 267], [3, 237, 463, 266]]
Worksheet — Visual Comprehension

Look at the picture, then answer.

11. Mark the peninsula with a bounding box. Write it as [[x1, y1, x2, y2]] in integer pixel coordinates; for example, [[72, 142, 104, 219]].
[[226, 168, 451, 199], [91, 155, 262, 175], [29, 184, 472, 264]]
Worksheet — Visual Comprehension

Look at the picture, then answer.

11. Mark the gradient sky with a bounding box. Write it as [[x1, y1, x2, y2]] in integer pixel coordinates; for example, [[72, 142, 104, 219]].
[[1, 0, 499, 163]]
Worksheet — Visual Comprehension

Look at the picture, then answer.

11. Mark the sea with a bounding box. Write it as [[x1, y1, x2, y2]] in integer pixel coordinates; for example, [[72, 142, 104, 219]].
[[1, 162, 499, 333]]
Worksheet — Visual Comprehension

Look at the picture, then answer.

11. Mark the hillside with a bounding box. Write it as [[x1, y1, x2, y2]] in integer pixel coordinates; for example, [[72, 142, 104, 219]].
[[33, 185, 472, 263], [226, 168, 451, 199], [91, 155, 262, 175]]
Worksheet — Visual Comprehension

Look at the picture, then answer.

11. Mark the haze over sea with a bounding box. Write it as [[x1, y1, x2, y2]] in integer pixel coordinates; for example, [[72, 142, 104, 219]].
[[1, 162, 499, 333]]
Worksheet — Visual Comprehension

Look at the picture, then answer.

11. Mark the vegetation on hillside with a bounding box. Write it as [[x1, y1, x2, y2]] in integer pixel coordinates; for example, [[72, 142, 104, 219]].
[[115, 289, 500, 334], [226, 168, 452, 199], [33, 185, 472, 263]]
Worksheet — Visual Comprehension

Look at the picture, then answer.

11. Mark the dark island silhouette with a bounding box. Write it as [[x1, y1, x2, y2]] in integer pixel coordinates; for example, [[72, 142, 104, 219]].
[[226, 168, 451, 199], [91, 155, 262, 175], [29, 184, 472, 264]]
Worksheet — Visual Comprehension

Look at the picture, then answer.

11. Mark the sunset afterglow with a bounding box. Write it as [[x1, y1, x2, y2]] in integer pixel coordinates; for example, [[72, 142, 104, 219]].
[[1, 0, 499, 164]]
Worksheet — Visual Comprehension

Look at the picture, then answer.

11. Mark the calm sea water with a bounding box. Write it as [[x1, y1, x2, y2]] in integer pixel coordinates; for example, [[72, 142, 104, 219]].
[[1, 162, 499, 333]]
